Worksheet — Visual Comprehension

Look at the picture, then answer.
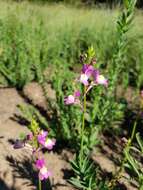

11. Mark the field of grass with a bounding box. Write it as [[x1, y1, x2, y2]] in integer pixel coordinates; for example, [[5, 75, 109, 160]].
[[0, 1, 143, 88], [0, 1, 135, 86]]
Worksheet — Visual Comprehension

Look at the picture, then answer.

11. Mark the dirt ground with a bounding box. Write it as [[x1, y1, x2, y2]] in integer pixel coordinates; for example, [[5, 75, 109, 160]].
[[0, 84, 139, 190], [0, 87, 75, 190]]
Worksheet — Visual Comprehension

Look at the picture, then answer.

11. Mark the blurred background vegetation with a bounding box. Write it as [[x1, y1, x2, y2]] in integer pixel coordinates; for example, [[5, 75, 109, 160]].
[[14, 0, 143, 8], [0, 0, 143, 89]]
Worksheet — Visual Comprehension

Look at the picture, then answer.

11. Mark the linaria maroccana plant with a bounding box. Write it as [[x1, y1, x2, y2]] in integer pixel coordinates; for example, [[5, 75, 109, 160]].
[[13, 118, 56, 190], [64, 46, 108, 190]]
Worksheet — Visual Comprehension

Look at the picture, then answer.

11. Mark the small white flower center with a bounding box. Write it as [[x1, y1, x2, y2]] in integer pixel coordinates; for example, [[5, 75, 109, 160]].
[[40, 166, 47, 174]]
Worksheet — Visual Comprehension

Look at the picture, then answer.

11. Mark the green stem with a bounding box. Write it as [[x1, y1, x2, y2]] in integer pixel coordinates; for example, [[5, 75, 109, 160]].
[[39, 178, 42, 190], [80, 86, 87, 162], [108, 120, 137, 189], [130, 120, 137, 143]]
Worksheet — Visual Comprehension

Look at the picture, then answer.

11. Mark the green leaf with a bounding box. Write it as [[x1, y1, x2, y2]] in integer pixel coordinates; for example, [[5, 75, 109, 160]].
[[136, 133, 143, 153], [125, 149, 140, 177], [69, 177, 87, 189]]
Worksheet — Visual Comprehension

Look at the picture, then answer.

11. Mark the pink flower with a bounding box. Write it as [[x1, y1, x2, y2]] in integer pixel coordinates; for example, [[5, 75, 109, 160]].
[[36, 158, 52, 181], [44, 138, 56, 150], [64, 95, 75, 105], [80, 74, 89, 86], [95, 73, 108, 87], [74, 90, 81, 97], [82, 64, 94, 77], [39, 167, 51, 180], [37, 130, 56, 150], [37, 130, 48, 145], [80, 64, 95, 86], [35, 158, 45, 169], [64, 91, 81, 105]]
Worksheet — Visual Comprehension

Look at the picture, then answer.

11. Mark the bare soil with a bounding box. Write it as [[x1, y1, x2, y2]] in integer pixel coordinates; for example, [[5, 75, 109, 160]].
[[0, 87, 74, 190], [0, 85, 139, 190]]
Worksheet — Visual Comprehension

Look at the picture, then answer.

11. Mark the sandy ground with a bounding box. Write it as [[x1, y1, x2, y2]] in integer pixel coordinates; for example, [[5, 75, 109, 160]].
[[0, 88, 74, 190], [0, 85, 139, 190]]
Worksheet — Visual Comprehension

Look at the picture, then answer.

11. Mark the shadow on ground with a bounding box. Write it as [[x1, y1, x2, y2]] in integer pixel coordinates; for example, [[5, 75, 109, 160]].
[[0, 177, 16, 190], [6, 155, 52, 190]]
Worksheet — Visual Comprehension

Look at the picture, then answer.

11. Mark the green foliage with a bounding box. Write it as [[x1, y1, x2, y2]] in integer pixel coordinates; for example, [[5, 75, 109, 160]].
[[125, 133, 143, 189], [17, 0, 136, 150], [0, 1, 142, 89], [49, 66, 82, 146], [69, 154, 110, 190], [82, 0, 137, 152], [17, 104, 57, 137], [0, 14, 47, 88]]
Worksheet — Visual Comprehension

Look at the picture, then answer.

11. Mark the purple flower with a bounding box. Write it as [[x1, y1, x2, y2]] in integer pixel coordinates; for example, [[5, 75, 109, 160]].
[[44, 138, 56, 150], [37, 130, 48, 145], [95, 74, 108, 87], [13, 139, 25, 149], [36, 158, 45, 169], [64, 91, 81, 105], [82, 64, 94, 77], [37, 130, 56, 150], [93, 70, 108, 87], [36, 158, 52, 180], [74, 90, 81, 97], [64, 95, 75, 105], [80, 74, 89, 86], [80, 64, 95, 86], [39, 167, 51, 180], [82, 64, 89, 73]]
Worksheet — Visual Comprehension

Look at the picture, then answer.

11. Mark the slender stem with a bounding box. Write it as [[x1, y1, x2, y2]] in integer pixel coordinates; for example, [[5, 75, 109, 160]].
[[130, 120, 137, 143], [108, 120, 137, 189], [80, 86, 87, 162], [39, 178, 42, 190]]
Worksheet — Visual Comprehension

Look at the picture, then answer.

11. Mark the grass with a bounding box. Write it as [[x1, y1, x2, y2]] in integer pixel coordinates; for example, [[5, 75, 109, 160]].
[[0, 0, 143, 88], [0, 1, 116, 87]]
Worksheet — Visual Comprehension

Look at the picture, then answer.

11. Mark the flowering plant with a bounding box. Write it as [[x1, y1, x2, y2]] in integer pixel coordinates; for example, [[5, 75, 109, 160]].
[[14, 118, 55, 190], [64, 46, 108, 189]]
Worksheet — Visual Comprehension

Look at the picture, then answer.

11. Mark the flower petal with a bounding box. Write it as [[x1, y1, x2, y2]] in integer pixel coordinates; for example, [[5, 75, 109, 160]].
[[64, 95, 75, 105], [80, 74, 89, 86], [36, 158, 45, 169]]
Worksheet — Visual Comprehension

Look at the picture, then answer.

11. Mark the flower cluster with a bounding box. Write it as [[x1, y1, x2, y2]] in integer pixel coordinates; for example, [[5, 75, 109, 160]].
[[38, 130, 56, 150], [14, 127, 55, 181], [35, 158, 52, 180], [64, 57, 108, 105]]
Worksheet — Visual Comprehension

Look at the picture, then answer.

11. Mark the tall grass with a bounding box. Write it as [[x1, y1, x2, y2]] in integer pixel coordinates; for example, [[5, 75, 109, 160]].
[[0, 0, 143, 88], [0, 1, 116, 88]]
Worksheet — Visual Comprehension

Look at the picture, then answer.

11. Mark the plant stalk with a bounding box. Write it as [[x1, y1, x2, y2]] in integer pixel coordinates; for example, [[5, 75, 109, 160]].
[[80, 86, 87, 162], [39, 178, 42, 190]]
